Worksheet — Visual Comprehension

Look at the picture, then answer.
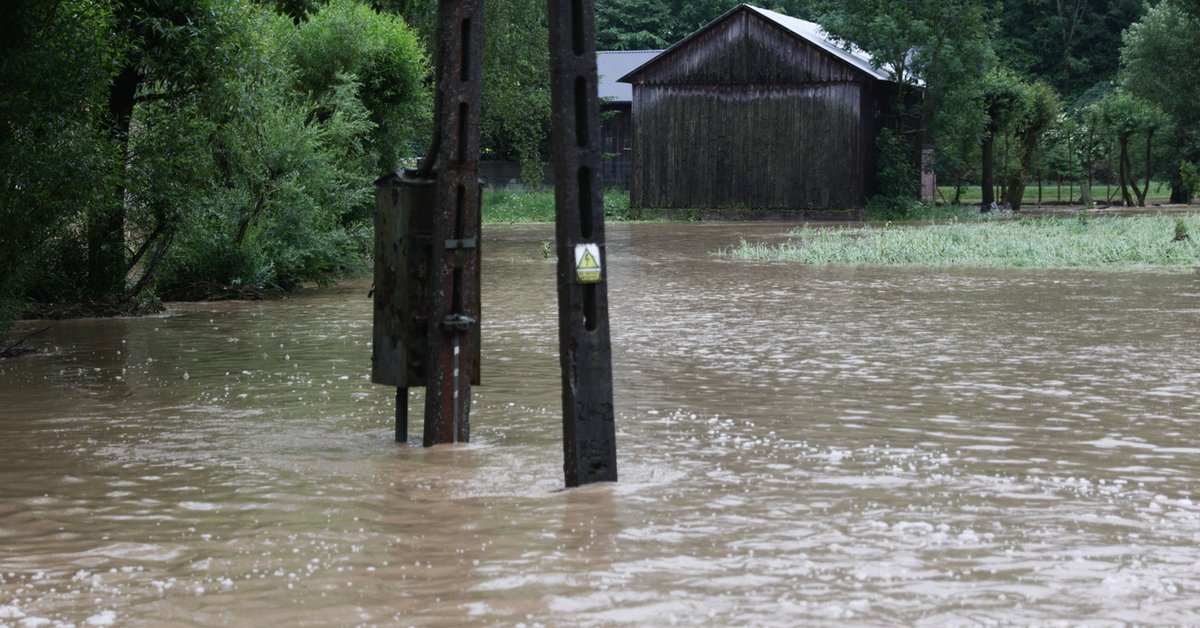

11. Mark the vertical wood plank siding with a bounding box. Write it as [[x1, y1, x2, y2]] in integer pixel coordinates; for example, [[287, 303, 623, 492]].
[[627, 9, 881, 211], [599, 103, 633, 189]]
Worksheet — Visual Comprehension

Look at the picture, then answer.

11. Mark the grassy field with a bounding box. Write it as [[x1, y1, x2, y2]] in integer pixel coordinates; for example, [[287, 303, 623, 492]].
[[482, 189, 631, 223], [481, 187, 1184, 226], [937, 181, 1175, 206], [723, 213, 1200, 271]]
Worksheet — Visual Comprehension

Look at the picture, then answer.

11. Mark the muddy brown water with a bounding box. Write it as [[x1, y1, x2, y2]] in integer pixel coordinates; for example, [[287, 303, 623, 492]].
[[3, 222, 1200, 625]]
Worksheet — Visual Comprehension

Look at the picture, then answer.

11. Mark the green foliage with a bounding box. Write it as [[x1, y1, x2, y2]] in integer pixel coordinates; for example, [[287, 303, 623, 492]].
[[980, 69, 1027, 135], [595, 0, 818, 48], [1097, 91, 1170, 140], [157, 8, 377, 296], [994, 0, 1143, 99], [865, 128, 922, 220], [818, 0, 993, 105], [1174, 218, 1189, 241], [389, 0, 553, 180], [481, 0, 552, 181], [1120, 2, 1200, 127], [284, 0, 431, 173], [1001, 80, 1062, 210], [1181, 162, 1199, 202], [1121, 2, 1200, 202], [482, 190, 556, 223], [0, 0, 118, 317], [818, 0, 994, 212], [597, 0, 673, 50], [1094, 90, 1171, 206], [482, 189, 635, 224], [0, 0, 427, 314]]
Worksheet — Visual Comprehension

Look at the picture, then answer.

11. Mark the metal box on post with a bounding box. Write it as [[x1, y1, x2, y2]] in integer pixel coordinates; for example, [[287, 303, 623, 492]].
[[372, 170, 433, 389], [372, 169, 481, 442]]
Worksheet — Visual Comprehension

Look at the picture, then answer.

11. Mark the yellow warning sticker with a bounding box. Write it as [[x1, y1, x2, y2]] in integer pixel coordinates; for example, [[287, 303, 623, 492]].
[[575, 243, 602, 283]]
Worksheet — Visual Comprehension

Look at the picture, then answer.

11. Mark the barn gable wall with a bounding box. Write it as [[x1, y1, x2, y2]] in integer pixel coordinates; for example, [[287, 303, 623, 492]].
[[624, 6, 888, 212]]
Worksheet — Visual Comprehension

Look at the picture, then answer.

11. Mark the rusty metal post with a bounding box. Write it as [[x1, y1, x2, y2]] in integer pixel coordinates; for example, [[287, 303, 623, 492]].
[[423, 0, 485, 446], [547, 0, 618, 486]]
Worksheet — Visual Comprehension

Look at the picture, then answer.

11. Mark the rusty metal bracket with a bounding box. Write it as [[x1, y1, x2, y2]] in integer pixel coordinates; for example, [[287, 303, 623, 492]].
[[440, 314, 477, 333]]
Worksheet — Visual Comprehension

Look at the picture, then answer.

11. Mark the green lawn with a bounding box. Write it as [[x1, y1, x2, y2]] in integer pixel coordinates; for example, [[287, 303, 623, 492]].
[[482, 189, 631, 223], [937, 181, 1175, 205], [723, 213, 1200, 271]]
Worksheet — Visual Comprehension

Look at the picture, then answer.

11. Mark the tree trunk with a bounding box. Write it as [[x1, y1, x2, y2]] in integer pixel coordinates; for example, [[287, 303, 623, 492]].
[[1003, 174, 1025, 211], [1005, 135, 1041, 212], [1169, 131, 1191, 203], [980, 134, 995, 211], [1118, 136, 1134, 207], [1083, 114, 1096, 205], [1138, 129, 1154, 206], [87, 62, 139, 300], [1170, 177, 1190, 203], [235, 192, 269, 246]]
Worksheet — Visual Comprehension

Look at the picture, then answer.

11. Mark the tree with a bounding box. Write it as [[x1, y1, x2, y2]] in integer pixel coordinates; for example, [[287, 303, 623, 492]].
[[481, 0, 552, 185], [597, 0, 673, 50], [156, 4, 415, 297], [1003, 80, 1061, 211], [995, 0, 1143, 100], [0, 0, 429, 322], [284, 0, 431, 175], [81, 0, 253, 303], [817, 0, 994, 211], [978, 70, 1026, 210], [1095, 91, 1170, 207], [0, 0, 117, 330], [377, 0, 550, 184], [1053, 0, 1089, 97], [663, 0, 818, 42], [1120, 1, 1200, 203]]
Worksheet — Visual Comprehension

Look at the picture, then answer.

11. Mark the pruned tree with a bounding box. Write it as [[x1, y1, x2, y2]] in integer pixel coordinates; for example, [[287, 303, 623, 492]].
[[1003, 80, 1062, 211], [978, 69, 1025, 210], [1095, 91, 1170, 207]]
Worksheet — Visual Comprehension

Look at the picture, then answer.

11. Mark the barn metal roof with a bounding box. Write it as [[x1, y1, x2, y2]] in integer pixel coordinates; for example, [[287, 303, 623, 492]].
[[597, 50, 662, 102], [618, 4, 911, 85], [744, 6, 895, 82]]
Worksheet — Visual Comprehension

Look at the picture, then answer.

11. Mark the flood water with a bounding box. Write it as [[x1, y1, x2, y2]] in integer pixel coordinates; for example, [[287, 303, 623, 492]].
[[3, 222, 1200, 625]]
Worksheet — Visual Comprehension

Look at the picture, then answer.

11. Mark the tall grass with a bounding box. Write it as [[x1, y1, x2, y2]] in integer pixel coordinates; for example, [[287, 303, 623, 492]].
[[723, 214, 1200, 271]]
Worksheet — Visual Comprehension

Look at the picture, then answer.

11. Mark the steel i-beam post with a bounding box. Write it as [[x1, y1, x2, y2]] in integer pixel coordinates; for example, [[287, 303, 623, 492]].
[[424, 0, 485, 446], [547, 0, 618, 486]]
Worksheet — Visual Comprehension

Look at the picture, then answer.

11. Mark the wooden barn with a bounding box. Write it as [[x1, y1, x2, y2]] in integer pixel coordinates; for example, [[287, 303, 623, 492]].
[[619, 4, 915, 216]]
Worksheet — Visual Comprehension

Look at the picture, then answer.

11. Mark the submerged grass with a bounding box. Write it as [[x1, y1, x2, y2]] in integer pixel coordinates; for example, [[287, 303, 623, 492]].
[[724, 213, 1200, 271], [483, 189, 631, 223]]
